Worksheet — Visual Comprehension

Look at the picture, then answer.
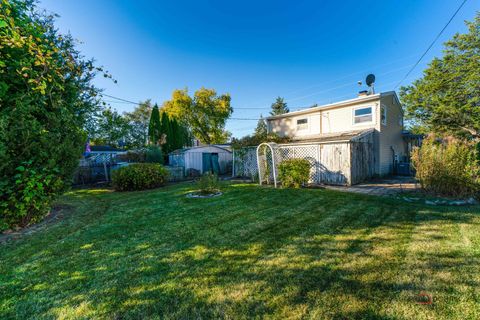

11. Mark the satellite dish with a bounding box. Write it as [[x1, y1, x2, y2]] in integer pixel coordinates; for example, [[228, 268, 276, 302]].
[[366, 74, 375, 87]]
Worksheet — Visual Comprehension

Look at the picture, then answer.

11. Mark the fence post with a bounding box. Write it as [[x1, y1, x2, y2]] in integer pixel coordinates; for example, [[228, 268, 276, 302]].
[[232, 149, 235, 177]]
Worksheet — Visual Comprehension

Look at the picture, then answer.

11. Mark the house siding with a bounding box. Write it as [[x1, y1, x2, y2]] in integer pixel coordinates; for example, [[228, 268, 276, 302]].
[[265, 91, 406, 179], [378, 94, 405, 176]]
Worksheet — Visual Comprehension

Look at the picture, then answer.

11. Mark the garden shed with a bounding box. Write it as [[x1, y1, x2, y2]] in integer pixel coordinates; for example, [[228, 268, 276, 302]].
[[169, 145, 233, 175]]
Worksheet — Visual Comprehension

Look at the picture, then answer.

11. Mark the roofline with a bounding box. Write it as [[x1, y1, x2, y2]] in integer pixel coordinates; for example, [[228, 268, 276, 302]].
[[266, 91, 399, 120]]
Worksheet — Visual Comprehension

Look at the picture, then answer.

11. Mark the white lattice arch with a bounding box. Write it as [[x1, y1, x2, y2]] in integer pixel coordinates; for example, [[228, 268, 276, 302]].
[[256, 142, 279, 188]]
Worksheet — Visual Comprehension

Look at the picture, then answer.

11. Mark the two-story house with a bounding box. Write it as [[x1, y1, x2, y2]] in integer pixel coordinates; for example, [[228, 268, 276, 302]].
[[266, 91, 406, 177]]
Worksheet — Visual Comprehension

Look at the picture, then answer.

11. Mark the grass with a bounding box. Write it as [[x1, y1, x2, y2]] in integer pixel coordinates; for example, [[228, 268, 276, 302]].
[[1, 182, 479, 319]]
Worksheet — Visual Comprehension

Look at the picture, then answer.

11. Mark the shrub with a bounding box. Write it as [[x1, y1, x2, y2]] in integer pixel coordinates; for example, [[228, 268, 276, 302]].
[[145, 146, 164, 164], [411, 135, 479, 198], [0, 162, 64, 230], [111, 163, 169, 191], [197, 173, 220, 195], [0, 1, 106, 229], [278, 158, 311, 188]]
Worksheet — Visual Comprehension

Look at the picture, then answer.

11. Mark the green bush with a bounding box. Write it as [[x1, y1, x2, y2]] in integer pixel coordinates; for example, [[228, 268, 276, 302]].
[[111, 164, 169, 191], [411, 135, 479, 198], [1, 0, 106, 229], [145, 146, 164, 164], [0, 162, 64, 230], [197, 173, 220, 195], [278, 158, 311, 188]]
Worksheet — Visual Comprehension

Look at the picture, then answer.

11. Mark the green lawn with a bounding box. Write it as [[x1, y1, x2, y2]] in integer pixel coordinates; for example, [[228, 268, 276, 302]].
[[1, 182, 479, 319]]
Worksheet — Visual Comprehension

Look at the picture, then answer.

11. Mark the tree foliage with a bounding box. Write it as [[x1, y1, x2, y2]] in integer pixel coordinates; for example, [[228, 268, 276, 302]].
[[90, 108, 130, 147], [124, 100, 153, 148], [0, 0, 106, 228], [254, 115, 268, 138], [400, 13, 480, 140], [148, 104, 162, 145], [162, 88, 233, 144], [270, 97, 289, 116]]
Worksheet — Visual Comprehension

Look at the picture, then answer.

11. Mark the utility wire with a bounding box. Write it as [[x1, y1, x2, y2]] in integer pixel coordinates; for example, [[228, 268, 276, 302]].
[[394, 0, 468, 89]]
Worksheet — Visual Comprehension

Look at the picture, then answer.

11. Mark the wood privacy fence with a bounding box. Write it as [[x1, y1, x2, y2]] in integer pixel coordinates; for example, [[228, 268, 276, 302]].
[[233, 135, 374, 186]]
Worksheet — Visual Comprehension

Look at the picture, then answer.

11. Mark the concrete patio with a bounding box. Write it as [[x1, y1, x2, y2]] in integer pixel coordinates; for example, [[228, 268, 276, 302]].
[[324, 176, 420, 196]]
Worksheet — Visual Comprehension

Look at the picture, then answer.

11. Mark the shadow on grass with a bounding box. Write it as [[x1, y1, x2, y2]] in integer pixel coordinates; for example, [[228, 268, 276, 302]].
[[1, 182, 479, 319]]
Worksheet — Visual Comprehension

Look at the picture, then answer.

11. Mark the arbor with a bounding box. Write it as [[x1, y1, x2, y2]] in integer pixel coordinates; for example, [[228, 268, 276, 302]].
[[270, 97, 289, 116], [163, 88, 233, 144], [0, 0, 107, 228], [400, 13, 480, 140], [148, 104, 162, 145], [124, 100, 153, 147]]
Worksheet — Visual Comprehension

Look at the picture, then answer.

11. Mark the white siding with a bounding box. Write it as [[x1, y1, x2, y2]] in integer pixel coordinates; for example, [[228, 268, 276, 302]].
[[182, 146, 233, 174]]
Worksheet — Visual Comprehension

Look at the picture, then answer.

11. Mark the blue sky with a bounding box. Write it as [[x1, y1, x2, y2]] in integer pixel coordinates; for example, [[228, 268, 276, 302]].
[[39, 0, 479, 137]]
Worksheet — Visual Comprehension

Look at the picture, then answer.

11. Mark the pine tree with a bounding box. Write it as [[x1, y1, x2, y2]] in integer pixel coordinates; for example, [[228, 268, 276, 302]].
[[270, 97, 289, 116], [160, 112, 171, 154], [254, 115, 268, 139], [148, 104, 162, 145]]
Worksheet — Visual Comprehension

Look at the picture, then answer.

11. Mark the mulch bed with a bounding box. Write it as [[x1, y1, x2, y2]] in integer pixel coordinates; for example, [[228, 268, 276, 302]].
[[0, 204, 73, 244]]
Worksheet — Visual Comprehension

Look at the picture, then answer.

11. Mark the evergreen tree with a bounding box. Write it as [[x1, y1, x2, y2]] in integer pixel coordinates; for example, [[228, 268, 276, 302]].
[[270, 97, 289, 116], [160, 112, 172, 154], [255, 115, 268, 139], [148, 104, 162, 145]]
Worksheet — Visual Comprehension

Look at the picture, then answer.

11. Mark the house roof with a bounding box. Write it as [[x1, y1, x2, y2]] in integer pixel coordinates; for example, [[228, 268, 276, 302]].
[[266, 91, 399, 120], [282, 129, 374, 145]]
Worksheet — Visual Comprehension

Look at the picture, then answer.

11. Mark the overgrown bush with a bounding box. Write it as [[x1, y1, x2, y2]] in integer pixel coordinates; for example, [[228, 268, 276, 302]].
[[0, 163, 63, 229], [145, 146, 164, 164], [277, 158, 311, 188], [197, 173, 220, 195], [411, 135, 479, 198], [1, 0, 107, 229], [111, 164, 169, 191]]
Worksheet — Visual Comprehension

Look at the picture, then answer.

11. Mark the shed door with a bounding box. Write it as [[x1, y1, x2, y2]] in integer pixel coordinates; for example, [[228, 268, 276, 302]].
[[202, 153, 220, 174]]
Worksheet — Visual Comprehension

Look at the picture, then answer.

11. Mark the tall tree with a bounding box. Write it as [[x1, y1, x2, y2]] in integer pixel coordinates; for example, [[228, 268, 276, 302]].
[[270, 97, 289, 116], [148, 104, 162, 145], [124, 100, 153, 147], [255, 115, 268, 139], [163, 88, 233, 144], [400, 13, 480, 140]]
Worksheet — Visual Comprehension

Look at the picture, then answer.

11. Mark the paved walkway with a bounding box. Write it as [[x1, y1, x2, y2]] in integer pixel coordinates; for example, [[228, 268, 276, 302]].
[[324, 176, 420, 196]]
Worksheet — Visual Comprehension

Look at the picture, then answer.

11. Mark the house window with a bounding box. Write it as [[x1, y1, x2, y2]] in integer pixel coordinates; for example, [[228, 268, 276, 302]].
[[381, 105, 387, 125], [353, 106, 373, 124], [296, 118, 308, 130]]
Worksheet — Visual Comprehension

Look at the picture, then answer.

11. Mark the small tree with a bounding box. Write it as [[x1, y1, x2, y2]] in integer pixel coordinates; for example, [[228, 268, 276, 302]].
[[148, 104, 162, 145], [270, 97, 289, 116], [255, 115, 268, 139]]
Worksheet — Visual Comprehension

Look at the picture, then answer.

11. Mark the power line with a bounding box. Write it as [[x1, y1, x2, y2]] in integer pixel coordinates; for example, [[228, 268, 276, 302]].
[[394, 0, 468, 89], [101, 93, 140, 104]]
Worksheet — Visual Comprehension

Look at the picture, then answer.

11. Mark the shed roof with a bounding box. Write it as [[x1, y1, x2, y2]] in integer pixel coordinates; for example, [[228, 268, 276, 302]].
[[169, 145, 232, 155]]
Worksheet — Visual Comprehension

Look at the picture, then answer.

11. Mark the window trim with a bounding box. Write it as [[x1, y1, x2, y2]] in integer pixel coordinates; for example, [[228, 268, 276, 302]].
[[352, 105, 374, 125], [381, 104, 387, 126], [296, 118, 308, 131]]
